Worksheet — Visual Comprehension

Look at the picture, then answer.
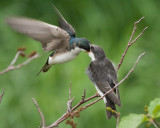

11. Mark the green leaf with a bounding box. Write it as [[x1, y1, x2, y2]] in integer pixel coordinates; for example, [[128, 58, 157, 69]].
[[148, 98, 160, 118], [119, 114, 146, 128]]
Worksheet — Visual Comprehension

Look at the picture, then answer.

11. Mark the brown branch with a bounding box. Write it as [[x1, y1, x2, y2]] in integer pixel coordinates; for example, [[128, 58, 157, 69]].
[[150, 119, 158, 128], [32, 98, 45, 128], [116, 112, 120, 128], [146, 114, 159, 128], [46, 90, 99, 128], [31, 86, 98, 128], [154, 119, 160, 127], [117, 17, 147, 71], [67, 83, 74, 113], [0, 50, 40, 75], [0, 88, 5, 104]]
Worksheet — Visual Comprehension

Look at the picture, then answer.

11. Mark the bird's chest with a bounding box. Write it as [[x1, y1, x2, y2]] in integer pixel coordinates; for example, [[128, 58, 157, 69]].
[[48, 48, 81, 65]]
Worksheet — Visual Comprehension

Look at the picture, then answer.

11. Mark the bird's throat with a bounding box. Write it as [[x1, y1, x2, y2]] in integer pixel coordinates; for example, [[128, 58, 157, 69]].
[[88, 52, 96, 61]]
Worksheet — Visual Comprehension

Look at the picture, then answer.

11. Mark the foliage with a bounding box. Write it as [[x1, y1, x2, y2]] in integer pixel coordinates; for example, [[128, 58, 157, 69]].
[[148, 98, 160, 119], [119, 114, 146, 128], [119, 98, 160, 128]]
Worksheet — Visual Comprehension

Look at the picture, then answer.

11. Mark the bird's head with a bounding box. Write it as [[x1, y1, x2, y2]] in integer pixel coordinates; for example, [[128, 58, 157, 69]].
[[88, 44, 106, 61], [75, 38, 91, 52]]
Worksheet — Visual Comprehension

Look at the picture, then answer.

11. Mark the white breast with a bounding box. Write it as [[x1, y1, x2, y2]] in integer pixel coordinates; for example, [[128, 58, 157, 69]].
[[48, 47, 81, 65], [94, 83, 107, 103], [88, 52, 96, 61]]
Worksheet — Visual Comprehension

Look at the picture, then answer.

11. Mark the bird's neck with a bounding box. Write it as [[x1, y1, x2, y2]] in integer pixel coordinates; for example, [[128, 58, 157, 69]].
[[69, 36, 76, 46], [69, 37, 82, 49]]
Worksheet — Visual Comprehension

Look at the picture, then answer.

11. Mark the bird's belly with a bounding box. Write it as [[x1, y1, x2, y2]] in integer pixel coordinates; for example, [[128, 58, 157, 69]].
[[48, 48, 81, 65], [53, 54, 77, 64]]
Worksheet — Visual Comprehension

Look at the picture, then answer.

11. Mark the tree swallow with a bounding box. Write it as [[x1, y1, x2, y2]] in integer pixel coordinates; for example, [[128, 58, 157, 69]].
[[6, 6, 91, 75], [86, 44, 121, 119]]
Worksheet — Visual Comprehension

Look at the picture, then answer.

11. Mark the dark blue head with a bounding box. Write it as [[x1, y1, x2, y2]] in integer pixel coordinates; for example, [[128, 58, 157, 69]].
[[73, 38, 91, 52]]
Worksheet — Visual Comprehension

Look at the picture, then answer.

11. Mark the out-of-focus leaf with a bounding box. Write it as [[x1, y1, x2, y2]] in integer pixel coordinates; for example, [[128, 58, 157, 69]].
[[148, 98, 160, 118], [119, 114, 146, 128]]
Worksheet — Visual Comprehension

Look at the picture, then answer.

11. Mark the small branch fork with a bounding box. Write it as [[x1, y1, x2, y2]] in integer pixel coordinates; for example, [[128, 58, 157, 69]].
[[144, 114, 159, 128], [32, 98, 45, 128], [0, 48, 40, 75], [0, 88, 5, 104], [67, 83, 74, 113], [32, 87, 99, 128], [32, 17, 147, 128], [117, 17, 147, 71]]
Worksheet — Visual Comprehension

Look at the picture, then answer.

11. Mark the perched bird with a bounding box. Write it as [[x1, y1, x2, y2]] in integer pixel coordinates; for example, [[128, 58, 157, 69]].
[[86, 44, 121, 119], [6, 6, 91, 75]]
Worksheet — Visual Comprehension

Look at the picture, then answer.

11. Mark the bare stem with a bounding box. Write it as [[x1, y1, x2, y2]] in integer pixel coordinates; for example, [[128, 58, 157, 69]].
[[116, 112, 120, 128], [0, 50, 39, 75], [154, 119, 160, 127], [67, 83, 74, 112], [117, 17, 147, 71], [0, 88, 5, 104], [32, 98, 45, 128], [151, 119, 158, 128], [47, 92, 98, 128]]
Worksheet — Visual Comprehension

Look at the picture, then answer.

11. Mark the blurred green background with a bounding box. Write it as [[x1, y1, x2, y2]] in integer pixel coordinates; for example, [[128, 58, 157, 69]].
[[0, 0, 160, 128]]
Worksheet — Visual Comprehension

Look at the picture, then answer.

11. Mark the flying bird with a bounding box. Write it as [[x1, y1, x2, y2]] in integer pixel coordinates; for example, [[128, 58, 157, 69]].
[[86, 44, 121, 119], [6, 6, 91, 75]]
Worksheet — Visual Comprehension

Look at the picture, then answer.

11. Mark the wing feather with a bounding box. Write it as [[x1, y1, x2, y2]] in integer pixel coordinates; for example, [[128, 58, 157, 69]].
[[52, 5, 75, 36], [6, 17, 70, 52]]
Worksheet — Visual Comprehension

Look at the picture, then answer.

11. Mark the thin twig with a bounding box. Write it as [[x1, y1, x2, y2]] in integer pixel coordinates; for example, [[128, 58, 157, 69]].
[[72, 91, 98, 111], [47, 92, 99, 128], [39, 121, 43, 128], [69, 83, 71, 100], [151, 119, 158, 128], [67, 83, 74, 112], [154, 119, 160, 127], [10, 51, 22, 66], [0, 51, 40, 75], [0, 88, 5, 104], [116, 112, 120, 128], [32, 98, 45, 128], [117, 17, 147, 71]]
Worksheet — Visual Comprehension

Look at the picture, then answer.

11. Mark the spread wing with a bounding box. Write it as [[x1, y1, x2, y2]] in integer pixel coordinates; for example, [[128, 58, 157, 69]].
[[6, 17, 70, 52], [52, 5, 76, 37], [87, 59, 121, 107]]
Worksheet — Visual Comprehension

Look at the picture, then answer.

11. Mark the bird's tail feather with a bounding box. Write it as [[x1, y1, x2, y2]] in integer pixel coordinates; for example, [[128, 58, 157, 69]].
[[36, 63, 51, 76], [106, 98, 117, 119]]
